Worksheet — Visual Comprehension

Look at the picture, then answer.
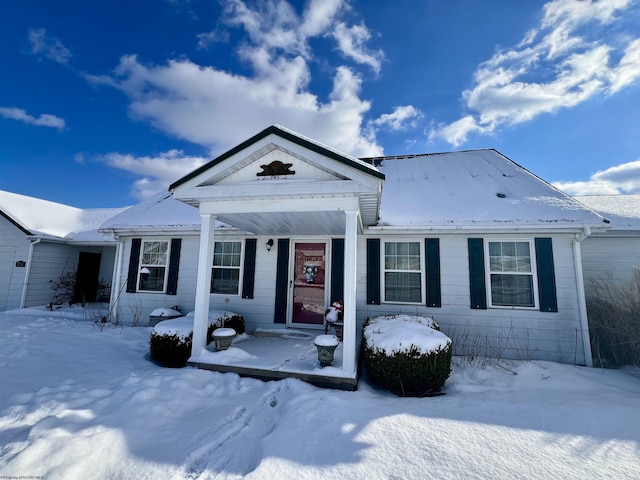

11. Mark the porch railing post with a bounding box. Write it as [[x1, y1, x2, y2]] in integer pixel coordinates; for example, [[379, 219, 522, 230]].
[[343, 210, 359, 374], [191, 213, 216, 358]]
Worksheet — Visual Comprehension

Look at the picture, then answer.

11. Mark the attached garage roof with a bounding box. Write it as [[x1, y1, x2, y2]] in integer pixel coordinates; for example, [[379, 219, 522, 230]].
[[0, 189, 126, 241], [574, 194, 640, 231]]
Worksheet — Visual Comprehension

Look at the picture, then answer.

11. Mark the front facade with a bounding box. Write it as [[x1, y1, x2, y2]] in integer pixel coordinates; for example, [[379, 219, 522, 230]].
[[101, 126, 609, 386]]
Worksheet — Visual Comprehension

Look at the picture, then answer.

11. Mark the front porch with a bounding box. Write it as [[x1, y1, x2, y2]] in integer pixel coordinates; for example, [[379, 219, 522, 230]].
[[168, 126, 384, 390], [188, 329, 359, 390]]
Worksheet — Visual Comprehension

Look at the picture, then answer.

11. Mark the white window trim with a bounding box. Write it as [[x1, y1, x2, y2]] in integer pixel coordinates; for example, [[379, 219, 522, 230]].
[[210, 240, 245, 296], [381, 239, 426, 305], [484, 238, 539, 310], [137, 239, 171, 294]]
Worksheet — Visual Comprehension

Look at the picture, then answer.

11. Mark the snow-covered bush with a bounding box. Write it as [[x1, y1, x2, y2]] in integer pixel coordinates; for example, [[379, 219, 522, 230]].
[[363, 315, 452, 396], [149, 310, 245, 367]]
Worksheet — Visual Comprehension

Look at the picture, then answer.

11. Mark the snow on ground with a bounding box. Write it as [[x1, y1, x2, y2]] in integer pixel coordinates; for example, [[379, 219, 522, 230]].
[[1, 307, 639, 480]]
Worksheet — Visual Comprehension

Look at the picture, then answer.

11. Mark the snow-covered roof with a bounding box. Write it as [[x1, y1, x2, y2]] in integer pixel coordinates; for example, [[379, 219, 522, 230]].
[[99, 148, 610, 236], [99, 191, 232, 233], [99, 191, 200, 232], [0, 190, 126, 242], [372, 149, 608, 230], [573, 194, 640, 232]]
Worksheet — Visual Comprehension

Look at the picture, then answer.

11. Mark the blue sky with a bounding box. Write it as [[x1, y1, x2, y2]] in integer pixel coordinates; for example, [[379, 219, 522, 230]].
[[1, 0, 640, 208]]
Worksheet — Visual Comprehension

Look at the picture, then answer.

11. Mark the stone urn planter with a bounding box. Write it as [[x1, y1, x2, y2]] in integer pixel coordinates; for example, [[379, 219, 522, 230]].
[[212, 328, 236, 351], [314, 334, 339, 367]]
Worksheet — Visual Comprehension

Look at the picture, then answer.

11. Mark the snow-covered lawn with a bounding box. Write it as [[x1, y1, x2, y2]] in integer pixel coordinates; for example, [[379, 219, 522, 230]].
[[1, 307, 639, 479]]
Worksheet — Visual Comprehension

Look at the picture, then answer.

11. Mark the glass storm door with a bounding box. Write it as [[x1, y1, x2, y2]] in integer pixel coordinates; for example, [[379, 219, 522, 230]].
[[291, 241, 328, 327]]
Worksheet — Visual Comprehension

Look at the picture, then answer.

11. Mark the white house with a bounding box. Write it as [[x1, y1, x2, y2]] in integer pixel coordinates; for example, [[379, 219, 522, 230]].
[[0, 190, 125, 311], [99, 126, 609, 388]]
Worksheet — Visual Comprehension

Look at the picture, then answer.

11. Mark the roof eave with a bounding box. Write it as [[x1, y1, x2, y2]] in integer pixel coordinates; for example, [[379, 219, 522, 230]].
[[98, 225, 247, 236], [366, 222, 609, 235], [1, 210, 32, 235]]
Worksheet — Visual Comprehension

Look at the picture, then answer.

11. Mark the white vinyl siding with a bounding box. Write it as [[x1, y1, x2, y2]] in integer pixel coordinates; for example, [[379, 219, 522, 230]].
[[581, 236, 640, 292], [358, 234, 586, 365]]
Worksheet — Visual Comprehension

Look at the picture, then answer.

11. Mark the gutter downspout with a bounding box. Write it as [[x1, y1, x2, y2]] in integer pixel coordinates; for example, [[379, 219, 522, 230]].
[[573, 227, 593, 367], [109, 234, 124, 322], [20, 238, 41, 308]]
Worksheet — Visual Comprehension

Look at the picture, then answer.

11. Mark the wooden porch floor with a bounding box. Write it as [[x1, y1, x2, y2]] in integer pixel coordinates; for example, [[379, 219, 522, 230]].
[[187, 329, 359, 390]]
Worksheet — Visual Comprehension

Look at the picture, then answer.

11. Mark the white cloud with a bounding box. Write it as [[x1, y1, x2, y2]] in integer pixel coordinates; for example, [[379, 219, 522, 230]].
[[371, 105, 422, 131], [102, 150, 208, 200], [609, 38, 640, 93], [0, 106, 65, 130], [554, 158, 640, 195], [430, 0, 640, 147], [222, 0, 344, 59], [196, 29, 230, 49], [28, 28, 72, 64], [300, 0, 343, 37], [88, 0, 386, 159], [333, 22, 383, 74], [428, 115, 490, 147]]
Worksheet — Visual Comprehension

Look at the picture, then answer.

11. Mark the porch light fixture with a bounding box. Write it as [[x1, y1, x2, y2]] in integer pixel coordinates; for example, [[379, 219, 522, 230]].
[[140, 267, 151, 275], [266, 239, 274, 251]]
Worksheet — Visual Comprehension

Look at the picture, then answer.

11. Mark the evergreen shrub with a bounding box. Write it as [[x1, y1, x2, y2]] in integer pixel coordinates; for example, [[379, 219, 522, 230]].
[[149, 311, 245, 367], [363, 315, 452, 396], [149, 332, 192, 368]]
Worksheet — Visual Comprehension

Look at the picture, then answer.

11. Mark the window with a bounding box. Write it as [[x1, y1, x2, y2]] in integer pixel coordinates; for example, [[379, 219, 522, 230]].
[[383, 241, 423, 303], [486, 240, 536, 308], [138, 241, 169, 292], [211, 241, 242, 295]]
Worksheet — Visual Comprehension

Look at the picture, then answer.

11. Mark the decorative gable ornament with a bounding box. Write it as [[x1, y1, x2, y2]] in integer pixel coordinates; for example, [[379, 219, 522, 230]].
[[257, 160, 295, 177]]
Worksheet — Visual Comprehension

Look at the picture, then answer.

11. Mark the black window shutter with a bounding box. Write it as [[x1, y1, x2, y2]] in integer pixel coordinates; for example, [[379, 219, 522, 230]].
[[273, 239, 289, 324], [166, 239, 182, 295], [126, 238, 141, 293], [366, 238, 381, 305], [535, 237, 558, 312], [425, 238, 441, 307], [241, 238, 257, 299], [468, 238, 487, 309], [331, 238, 344, 303]]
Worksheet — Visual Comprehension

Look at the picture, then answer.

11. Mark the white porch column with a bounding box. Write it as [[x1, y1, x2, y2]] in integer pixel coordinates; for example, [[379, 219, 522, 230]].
[[191, 213, 216, 357], [342, 210, 359, 374]]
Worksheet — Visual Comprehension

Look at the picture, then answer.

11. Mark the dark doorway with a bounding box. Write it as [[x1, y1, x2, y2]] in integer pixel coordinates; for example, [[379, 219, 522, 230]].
[[74, 252, 102, 304]]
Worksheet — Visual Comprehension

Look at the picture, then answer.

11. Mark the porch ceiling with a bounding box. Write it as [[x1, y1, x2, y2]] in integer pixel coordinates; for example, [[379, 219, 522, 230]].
[[217, 210, 346, 235]]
